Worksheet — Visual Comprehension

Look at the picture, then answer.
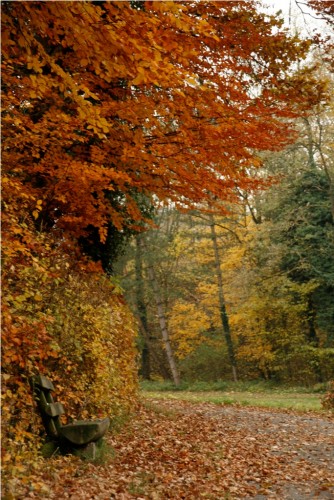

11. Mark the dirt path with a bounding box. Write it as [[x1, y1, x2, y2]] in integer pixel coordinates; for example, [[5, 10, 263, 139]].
[[162, 399, 334, 499], [10, 399, 334, 499]]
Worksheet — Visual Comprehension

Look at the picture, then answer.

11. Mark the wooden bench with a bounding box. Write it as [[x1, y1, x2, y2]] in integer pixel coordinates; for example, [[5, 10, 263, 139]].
[[31, 374, 110, 458]]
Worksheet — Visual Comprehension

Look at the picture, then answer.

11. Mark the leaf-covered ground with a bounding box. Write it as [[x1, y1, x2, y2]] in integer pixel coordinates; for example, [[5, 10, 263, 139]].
[[7, 399, 334, 499]]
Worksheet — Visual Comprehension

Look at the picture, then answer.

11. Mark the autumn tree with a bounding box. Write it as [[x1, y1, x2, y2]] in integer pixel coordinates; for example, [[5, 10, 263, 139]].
[[229, 110, 334, 381], [2, 1, 326, 263], [115, 207, 184, 382], [208, 214, 238, 381], [117, 207, 245, 382]]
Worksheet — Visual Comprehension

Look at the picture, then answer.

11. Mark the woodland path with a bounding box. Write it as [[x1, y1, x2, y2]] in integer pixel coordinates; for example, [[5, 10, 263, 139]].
[[16, 398, 334, 499]]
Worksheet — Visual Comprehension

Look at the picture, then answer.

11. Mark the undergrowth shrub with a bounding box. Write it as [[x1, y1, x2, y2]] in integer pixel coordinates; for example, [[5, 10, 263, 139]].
[[179, 341, 231, 382]]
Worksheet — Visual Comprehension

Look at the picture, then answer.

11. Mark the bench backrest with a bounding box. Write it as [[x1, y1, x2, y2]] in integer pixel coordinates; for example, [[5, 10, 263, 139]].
[[30, 374, 65, 439]]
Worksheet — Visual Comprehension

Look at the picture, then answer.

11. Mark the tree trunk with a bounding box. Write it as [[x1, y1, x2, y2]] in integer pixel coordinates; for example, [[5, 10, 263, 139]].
[[136, 315, 171, 380], [209, 215, 238, 381], [135, 234, 151, 379], [303, 115, 334, 222], [140, 235, 180, 386]]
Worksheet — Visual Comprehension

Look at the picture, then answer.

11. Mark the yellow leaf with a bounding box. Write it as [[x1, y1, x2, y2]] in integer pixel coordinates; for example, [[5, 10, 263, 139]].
[[132, 73, 145, 86]]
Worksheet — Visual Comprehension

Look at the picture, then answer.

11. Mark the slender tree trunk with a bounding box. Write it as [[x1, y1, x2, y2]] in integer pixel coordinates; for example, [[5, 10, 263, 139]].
[[315, 114, 334, 222], [319, 150, 334, 222], [303, 117, 317, 170], [304, 115, 334, 222], [140, 236, 180, 386], [209, 215, 238, 381], [135, 234, 151, 379], [317, 148, 334, 222]]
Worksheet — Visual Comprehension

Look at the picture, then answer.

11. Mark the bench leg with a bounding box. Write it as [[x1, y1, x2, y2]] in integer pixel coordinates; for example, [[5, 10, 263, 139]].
[[72, 441, 97, 460]]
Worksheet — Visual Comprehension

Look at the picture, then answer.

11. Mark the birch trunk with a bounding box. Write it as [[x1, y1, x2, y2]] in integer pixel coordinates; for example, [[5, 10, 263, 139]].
[[140, 236, 180, 386]]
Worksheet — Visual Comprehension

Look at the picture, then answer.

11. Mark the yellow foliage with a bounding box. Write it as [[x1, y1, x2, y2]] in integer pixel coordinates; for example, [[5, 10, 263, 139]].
[[169, 302, 213, 358], [47, 271, 138, 419], [230, 275, 315, 377], [2, 247, 138, 486]]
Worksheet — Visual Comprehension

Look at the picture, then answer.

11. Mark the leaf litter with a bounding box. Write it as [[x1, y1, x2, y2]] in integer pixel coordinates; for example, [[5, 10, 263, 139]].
[[6, 399, 334, 499]]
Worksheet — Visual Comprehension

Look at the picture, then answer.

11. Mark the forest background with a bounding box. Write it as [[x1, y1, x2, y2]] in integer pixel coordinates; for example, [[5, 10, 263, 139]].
[[2, 0, 334, 483]]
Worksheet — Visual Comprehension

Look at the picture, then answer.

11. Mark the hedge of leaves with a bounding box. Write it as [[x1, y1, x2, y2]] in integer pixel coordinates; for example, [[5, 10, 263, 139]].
[[2, 244, 138, 487]]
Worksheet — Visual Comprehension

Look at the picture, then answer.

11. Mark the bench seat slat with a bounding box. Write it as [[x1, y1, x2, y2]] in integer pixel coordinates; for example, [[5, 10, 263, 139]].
[[33, 374, 55, 391], [59, 418, 110, 445], [42, 401, 65, 417]]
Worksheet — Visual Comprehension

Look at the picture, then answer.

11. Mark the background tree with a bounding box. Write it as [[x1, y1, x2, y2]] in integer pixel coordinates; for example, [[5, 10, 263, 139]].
[[115, 207, 184, 382]]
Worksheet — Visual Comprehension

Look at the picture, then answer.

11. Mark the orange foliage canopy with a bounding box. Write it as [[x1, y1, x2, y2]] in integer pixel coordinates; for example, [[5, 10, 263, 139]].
[[2, 1, 326, 256]]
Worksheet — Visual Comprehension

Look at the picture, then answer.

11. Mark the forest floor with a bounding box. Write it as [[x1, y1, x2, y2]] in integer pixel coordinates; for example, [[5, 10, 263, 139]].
[[6, 398, 334, 499]]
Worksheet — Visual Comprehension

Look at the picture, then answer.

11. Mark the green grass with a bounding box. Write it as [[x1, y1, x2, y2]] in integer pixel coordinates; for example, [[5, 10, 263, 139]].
[[142, 390, 323, 411], [140, 379, 328, 393], [140, 380, 328, 412]]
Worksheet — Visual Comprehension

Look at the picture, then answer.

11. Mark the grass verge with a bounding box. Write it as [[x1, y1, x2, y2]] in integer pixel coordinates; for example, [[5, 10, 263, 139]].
[[140, 380, 328, 412], [142, 390, 323, 411]]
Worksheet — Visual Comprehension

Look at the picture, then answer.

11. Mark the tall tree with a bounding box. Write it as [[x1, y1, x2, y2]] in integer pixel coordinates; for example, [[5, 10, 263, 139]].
[[209, 215, 238, 381], [139, 235, 181, 385], [2, 1, 326, 268], [269, 169, 334, 346], [135, 234, 151, 379]]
